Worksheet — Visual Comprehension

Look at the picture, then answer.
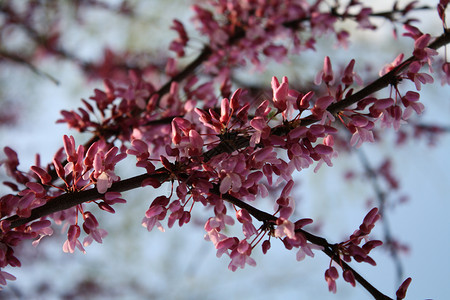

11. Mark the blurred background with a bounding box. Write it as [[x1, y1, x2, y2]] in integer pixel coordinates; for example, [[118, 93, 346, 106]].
[[0, 1, 449, 299]]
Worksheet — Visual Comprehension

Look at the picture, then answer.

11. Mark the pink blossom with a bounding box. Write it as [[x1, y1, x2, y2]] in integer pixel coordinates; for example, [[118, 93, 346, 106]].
[[341, 59, 363, 86], [228, 240, 256, 271], [83, 228, 107, 247], [288, 126, 308, 140], [407, 61, 434, 90], [262, 240, 271, 254], [312, 135, 336, 172], [30, 166, 51, 184], [379, 53, 404, 76], [224, 87, 239, 109], [369, 98, 394, 117], [343, 270, 356, 287], [93, 146, 126, 193], [441, 62, 450, 85], [195, 108, 218, 132], [250, 116, 270, 146], [82, 212, 107, 246], [216, 237, 238, 253], [218, 155, 246, 194], [28, 220, 53, 247], [381, 105, 403, 131], [438, 1, 449, 24], [310, 12, 338, 35], [335, 30, 350, 48], [104, 191, 126, 205], [192, 5, 229, 46], [1, 147, 19, 178], [412, 34, 438, 63], [350, 127, 374, 148], [396, 277, 412, 299], [362, 240, 383, 253], [315, 144, 333, 155], [142, 215, 165, 232], [164, 57, 177, 77], [348, 207, 381, 244], [171, 120, 182, 145], [295, 246, 307, 261], [167, 200, 187, 228], [96, 172, 111, 194], [82, 211, 99, 231], [16, 192, 35, 217], [236, 209, 257, 238], [295, 91, 312, 113], [311, 96, 335, 120], [271, 76, 289, 112], [88, 86, 115, 111], [281, 179, 294, 199], [188, 129, 204, 152], [63, 135, 78, 163], [288, 142, 313, 171], [0, 270, 16, 286], [62, 225, 85, 254], [296, 242, 322, 261], [220, 97, 231, 125], [325, 266, 339, 293], [204, 229, 230, 257], [84, 142, 99, 169], [205, 213, 235, 232], [169, 19, 189, 57], [274, 218, 296, 239], [361, 208, 381, 233], [127, 139, 150, 161], [254, 100, 271, 118], [251, 147, 277, 164], [315, 56, 334, 85], [263, 44, 288, 62], [141, 217, 165, 232], [348, 115, 375, 147], [141, 196, 169, 232], [403, 24, 423, 41], [355, 7, 375, 29], [402, 91, 424, 118]]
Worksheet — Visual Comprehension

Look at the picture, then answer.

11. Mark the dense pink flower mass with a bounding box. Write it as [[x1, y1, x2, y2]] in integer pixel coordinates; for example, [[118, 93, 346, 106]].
[[1, 0, 449, 298]]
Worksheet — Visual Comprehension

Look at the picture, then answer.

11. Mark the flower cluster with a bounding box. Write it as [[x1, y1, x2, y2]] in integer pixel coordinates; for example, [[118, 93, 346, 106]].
[[323, 208, 383, 293], [0, 0, 448, 297], [0, 135, 127, 286], [310, 41, 435, 148], [31, 135, 126, 195], [191, 0, 385, 72]]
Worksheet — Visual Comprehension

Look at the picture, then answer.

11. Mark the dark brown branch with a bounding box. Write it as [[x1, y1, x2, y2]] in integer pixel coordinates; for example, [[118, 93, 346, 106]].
[[8, 171, 170, 228], [211, 184, 392, 299], [9, 29, 450, 228], [8, 163, 393, 298], [203, 135, 251, 162], [214, 185, 276, 222]]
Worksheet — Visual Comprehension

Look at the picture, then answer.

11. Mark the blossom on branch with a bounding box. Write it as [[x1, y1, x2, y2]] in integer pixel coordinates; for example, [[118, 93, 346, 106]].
[[1, 1, 449, 297]]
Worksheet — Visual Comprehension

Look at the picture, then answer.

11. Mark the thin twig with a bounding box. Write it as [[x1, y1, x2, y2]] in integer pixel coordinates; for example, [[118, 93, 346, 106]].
[[356, 148, 404, 285], [0, 49, 60, 85]]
